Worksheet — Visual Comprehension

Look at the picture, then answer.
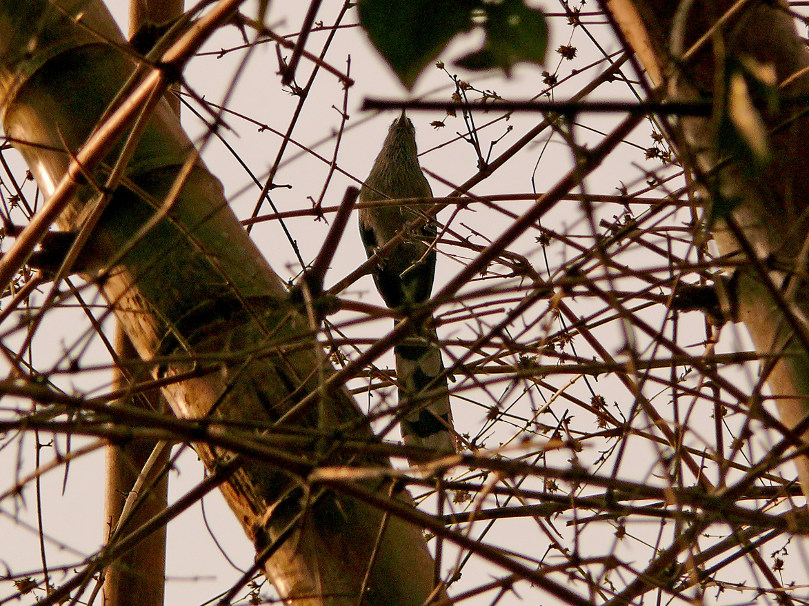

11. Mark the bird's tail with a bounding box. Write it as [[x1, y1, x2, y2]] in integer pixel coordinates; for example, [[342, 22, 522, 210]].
[[394, 322, 456, 461]]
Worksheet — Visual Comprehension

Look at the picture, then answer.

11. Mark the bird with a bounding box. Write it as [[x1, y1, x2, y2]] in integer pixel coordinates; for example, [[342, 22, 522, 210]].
[[358, 111, 456, 462]]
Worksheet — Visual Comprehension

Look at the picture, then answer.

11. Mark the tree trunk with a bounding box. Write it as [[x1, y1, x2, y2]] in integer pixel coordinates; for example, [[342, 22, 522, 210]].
[[101, 3, 183, 605], [603, 0, 809, 497], [0, 1, 443, 604]]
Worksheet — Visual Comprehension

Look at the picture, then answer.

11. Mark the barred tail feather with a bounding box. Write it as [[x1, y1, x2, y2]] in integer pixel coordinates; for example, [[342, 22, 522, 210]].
[[394, 323, 455, 461]]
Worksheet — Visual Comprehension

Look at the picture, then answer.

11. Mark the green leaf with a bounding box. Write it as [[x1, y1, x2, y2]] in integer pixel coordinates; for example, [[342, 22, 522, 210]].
[[358, 0, 474, 89], [358, 0, 548, 88], [726, 71, 770, 167], [454, 47, 498, 71], [704, 186, 743, 225], [737, 55, 779, 114], [712, 55, 776, 197], [457, 0, 549, 75]]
